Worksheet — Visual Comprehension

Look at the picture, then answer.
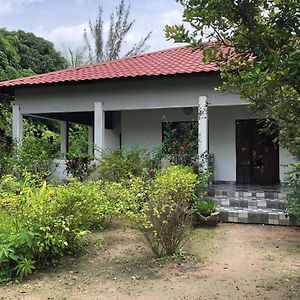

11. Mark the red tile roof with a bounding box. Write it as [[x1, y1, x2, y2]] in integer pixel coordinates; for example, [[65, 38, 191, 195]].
[[0, 46, 219, 89]]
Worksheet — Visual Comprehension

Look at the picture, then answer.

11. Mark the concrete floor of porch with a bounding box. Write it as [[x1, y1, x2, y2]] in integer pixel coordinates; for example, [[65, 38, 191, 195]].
[[207, 183, 297, 226]]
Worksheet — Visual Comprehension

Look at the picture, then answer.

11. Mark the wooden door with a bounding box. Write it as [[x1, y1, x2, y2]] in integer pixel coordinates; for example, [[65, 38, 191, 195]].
[[236, 119, 279, 185]]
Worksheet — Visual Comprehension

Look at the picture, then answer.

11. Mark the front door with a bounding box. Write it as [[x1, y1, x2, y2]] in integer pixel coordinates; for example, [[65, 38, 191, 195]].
[[236, 119, 279, 185]]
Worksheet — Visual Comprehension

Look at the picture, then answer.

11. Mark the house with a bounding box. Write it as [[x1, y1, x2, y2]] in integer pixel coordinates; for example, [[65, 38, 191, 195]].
[[0, 46, 295, 185]]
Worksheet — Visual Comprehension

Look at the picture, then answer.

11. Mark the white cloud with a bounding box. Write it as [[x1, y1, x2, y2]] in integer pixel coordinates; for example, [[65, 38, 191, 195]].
[[160, 10, 182, 26], [0, 0, 43, 15], [35, 23, 88, 51], [35, 21, 113, 53]]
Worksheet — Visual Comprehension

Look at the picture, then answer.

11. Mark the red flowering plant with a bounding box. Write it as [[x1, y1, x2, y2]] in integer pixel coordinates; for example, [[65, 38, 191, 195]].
[[162, 121, 198, 168]]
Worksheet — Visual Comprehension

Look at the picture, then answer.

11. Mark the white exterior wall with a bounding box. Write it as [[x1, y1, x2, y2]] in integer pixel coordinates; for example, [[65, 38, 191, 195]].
[[15, 74, 242, 114], [105, 129, 120, 150], [122, 108, 197, 148], [280, 147, 296, 182]]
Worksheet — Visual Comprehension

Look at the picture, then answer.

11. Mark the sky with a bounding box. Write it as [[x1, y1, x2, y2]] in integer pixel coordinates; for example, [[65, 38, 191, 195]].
[[0, 0, 186, 55]]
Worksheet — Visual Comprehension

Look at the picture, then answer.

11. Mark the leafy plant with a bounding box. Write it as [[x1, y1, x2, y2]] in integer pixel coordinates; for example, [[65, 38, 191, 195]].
[[68, 124, 89, 156], [127, 166, 197, 257], [65, 154, 93, 182], [0, 179, 115, 282], [162, 121, 198, 168], [287, 162, 300, 224], [166, 0, 300, 156], [193, 199, 216, 216], [91, 146, 161, 182], [9, 122, 59, 182], [14, 256, 36, 278]]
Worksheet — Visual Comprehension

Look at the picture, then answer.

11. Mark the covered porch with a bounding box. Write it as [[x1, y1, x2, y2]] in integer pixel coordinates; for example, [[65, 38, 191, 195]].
[[12, 100, 295, 184]]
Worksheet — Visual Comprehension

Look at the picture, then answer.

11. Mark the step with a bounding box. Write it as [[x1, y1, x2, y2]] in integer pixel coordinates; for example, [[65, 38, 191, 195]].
[[210, 197, 286, 210], [218, 207, 297, 226], [208, 189, 287, 200]]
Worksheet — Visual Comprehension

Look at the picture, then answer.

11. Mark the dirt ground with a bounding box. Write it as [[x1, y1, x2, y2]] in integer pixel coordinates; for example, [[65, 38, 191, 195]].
[[1, 222, 300, 300]]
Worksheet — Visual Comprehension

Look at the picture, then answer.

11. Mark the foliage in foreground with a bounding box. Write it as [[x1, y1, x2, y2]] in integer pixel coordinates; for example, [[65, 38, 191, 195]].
[[0, 178, 113, 282], [0, 164, 208, 282], [127, 166, 199, 257], [287, 162, 300, 224]]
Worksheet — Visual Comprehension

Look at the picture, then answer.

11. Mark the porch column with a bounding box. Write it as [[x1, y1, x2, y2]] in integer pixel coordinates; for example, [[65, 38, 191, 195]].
[[88, 126, 94, 155], [12, 105, 23, 144], [94, 102, 105, 158], [198, 96, 208, 171], [60, 121, 68, 154]]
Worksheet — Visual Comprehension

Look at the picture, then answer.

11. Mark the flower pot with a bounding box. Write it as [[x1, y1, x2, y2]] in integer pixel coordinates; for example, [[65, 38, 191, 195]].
[[193, 210, 219, 227]]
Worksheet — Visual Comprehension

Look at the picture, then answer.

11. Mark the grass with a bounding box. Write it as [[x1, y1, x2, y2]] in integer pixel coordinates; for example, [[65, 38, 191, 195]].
[[261, 274, 300, 299]]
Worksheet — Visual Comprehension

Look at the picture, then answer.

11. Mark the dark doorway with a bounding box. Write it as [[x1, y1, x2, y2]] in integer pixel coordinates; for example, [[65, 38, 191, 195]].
[[236, 119, 279, 185]]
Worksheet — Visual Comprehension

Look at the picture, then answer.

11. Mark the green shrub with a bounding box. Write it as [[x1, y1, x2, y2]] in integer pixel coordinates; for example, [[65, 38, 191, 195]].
[[10, 134, 57, 182], [193, 199, 216, 216], [162, 121, 198, 168], [68, 124, 89, 156], [65, 154, 94, 182], [53, 180, 114, 230], [91, 146, 161, 182], [127, 166, 197, 257], [0, 173, 36, 193], [100, 176, 145, 216], [0, 179, 114, 282], [287, 162, 300, 224]]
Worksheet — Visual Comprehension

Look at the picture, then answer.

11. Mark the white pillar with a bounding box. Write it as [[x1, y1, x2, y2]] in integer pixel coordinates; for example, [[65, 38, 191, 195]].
[[198, 96, 208, 171], [60, 121, 68, 154], [12, 105, 23, 144], [94, 102, 105, 158], [88, 126, 94, 155]]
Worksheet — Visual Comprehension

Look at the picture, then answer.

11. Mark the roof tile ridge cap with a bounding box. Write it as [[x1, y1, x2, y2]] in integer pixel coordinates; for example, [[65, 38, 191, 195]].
[[92, 45, 193, 65]]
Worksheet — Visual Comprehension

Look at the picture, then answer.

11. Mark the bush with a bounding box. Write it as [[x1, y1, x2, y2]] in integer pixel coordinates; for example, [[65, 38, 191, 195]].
[[193, 199, 216, 216], [0, 179, 113, 282], [10, 132, 57, 182], [53, 180, 114, 230], [90, 146, 161, 182], [287, 162, 300, 224], [65, 154, 94, 182], [127, 166, 197, 257], [68, 124, 89, 156], [162, 122, 198, 168]]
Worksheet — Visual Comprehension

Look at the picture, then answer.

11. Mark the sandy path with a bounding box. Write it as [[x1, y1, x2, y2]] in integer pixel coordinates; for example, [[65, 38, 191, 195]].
[[1, 223, 300, 300]]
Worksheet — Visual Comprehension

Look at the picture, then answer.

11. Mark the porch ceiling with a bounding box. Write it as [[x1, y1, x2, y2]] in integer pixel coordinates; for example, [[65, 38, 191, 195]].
[[34, 112, 94, 126]]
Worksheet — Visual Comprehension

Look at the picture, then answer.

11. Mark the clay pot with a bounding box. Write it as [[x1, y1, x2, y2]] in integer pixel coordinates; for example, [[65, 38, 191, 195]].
[[193, 210, 219, 227]]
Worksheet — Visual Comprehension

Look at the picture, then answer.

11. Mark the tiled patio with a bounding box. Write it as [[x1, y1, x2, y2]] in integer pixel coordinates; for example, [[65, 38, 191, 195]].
[[208, 183, 297, 226]]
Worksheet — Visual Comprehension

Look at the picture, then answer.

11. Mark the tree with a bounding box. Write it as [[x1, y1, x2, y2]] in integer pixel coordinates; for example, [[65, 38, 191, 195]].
[[166, 0, 300, 156], [0, 29, 67, 176], [63, 46, 87, 68], [84, 0, 152, 63], [0, 31, 33, 82], [0, 29, 67, 76]]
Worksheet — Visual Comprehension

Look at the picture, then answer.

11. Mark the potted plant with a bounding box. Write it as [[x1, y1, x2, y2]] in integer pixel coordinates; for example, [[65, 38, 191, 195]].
[[192, 198, 219, 227]]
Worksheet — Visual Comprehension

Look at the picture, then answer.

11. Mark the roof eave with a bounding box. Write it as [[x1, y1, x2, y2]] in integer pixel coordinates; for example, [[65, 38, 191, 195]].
[[0, 70, 220, 95]]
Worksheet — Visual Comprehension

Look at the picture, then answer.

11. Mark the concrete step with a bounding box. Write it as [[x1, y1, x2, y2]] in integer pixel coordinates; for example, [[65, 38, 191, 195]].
[[208, 189, 287, 200], [211, 197, 286, 210], [206, 184, 296, 226], [218, 206, 296, 226]]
